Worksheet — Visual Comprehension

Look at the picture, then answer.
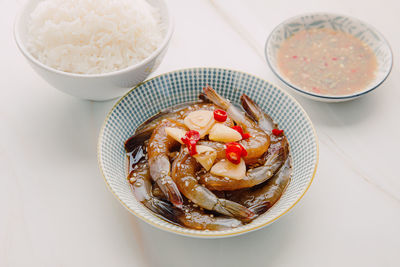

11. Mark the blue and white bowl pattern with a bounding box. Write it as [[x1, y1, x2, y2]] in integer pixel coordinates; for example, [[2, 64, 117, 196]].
[[266, 13, 393, 101], [98, 68, 318, 238]]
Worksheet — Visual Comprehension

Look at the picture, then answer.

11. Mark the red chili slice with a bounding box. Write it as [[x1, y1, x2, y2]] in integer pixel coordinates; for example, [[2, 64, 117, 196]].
[[213, 109, 227, 122], [181, 138, 198, 156], [231, 126, 243, 135], [231, 125, 251, 139], [242, 133, 251, 139], [225, 142, 248, 164], [272, 128, 284, 136], [181, 130, 200, 156], [187, 140, 198, 156], [225, 143, 242, 164], [185, 130, 200, 141], [237, 143, 248, 157]]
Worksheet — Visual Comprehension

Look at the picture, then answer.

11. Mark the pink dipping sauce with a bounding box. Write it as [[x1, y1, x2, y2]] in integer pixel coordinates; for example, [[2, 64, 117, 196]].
[[277, 28, 377, 96]]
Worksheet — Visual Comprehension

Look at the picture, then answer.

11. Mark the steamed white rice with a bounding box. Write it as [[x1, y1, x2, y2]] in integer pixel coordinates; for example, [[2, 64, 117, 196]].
[[26, 0, 164, 74]]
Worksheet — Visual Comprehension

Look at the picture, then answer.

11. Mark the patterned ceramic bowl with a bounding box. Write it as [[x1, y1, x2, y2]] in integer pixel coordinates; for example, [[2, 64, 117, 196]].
[[265, 13, 393, 102], [97, 68, 318, 238]]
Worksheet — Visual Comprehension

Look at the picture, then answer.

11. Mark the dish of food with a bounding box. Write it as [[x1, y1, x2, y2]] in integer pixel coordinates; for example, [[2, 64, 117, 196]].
[[277, 28, 377, 96], [14, 0, 173, 100], [124, 87, 291, 230], [26, 0, 164, 74], [265, 13, 393, 102], [98, 68, 318, 237]]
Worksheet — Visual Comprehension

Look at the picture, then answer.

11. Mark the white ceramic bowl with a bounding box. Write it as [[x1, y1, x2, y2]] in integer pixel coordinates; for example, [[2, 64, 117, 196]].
[[265, 12, 393, 102], [14, 0, 173, 101], [97, 68, 319, 238]]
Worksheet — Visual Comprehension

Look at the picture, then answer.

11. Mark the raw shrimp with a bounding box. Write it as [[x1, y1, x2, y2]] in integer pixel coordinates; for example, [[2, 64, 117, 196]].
[[123, 88, 293, 230], [227, 158, 292, 215], [176, 203, 242, 230], [147, 119, 185, 207], [203, 86, 270, 164], [241, 93, 290, 177], [240, 94, 276, 134], [151, 173, 243, 230], [171, 147, 254, 219], [129, 161, 240, 230], [218, 100, 290, 207], [126, 135, 175, 221], [128, 160, 175, 221], [198, 138, 288, 191], [197, 92, 289, 191], [130, 161, 241, 230]]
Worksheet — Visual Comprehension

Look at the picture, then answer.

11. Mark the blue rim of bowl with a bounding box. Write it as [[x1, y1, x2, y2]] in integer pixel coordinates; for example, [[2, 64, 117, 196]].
[[13, 0, 174, 78], [97, 67, 319, 238], [265, 12, 393, 100]]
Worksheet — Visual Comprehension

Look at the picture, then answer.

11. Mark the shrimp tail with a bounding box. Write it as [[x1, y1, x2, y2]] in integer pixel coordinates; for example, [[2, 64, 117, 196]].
[[203, 86, 231, 110], [207, 217, 243, 230], [124, 128, 152, 153], [240, 94, 262, 121], [248, 203, 271, 215], [162, 179, 184, 209], [240, 94, 277, 131], [150, 156, 183, 208], [180, 213, 243, 230], [198, 92, 211, 103], [145, 198, 176, 221], [214, 199, 255, 220]]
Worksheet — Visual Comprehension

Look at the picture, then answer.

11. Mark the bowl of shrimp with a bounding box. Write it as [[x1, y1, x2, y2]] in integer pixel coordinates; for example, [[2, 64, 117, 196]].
[[98, 68, 318, 238]]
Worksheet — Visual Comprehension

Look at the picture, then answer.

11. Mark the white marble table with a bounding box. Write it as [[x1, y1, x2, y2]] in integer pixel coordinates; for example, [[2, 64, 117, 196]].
[[1, 0, 399, 266]]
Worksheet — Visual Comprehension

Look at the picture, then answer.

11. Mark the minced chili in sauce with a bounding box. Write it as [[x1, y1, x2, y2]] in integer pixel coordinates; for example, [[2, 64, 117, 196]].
[[277, 28, 377, 96]]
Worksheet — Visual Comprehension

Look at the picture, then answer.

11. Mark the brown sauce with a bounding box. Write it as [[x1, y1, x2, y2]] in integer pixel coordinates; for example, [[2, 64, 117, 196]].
[[124, 100, 292, 230]]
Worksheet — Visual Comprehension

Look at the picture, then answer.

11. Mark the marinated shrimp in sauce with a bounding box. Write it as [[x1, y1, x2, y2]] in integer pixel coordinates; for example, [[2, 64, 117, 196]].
[[124, 87, 292, 230]]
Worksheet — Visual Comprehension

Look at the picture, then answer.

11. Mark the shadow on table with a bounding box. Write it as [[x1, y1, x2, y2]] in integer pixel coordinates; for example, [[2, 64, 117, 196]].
[[271, 77, 390, 130], [39, 98, 115, 159], [299, 95, 377, 127], [291, 89, 381, 129], [137, 212, 297, 267]]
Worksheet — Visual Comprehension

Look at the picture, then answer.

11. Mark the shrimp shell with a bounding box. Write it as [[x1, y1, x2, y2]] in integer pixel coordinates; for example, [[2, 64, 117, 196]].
[[227, 158, 292, 215], [148, 119, 186, 207], [198, 138, 289, 191], [171, 147, 254, 219], [176, 204, 243, 230], [203, 86, 270, 164]]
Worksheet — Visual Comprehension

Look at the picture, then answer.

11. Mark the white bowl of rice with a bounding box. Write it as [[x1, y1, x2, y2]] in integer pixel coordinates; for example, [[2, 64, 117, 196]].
[[14, 0, 173, 101]]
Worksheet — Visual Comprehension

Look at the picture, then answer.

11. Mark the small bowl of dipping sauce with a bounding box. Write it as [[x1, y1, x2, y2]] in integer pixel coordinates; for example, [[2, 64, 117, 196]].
[[265, 13, 392, 102]]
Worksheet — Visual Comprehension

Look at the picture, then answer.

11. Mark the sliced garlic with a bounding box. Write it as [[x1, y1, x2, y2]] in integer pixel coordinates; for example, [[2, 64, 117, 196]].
[[184, 110, 215, 137], [193, 145, 217, 171], [210, 158, 246, 180], [165, 127, 186, 144], [208, 123, 242, 143]]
